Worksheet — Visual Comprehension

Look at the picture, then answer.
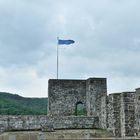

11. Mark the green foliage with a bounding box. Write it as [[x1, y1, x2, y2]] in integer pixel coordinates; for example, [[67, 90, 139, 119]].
[[76, 108, 87, 116], [0, 92, 48, 115], [75, 103, 87, 116]]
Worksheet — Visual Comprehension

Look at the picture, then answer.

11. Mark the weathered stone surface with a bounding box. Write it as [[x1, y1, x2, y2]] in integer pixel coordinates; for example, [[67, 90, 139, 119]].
[[41, 123, 54, 132], [134, 88, 140, 136], [48, 78, 107, 130], [86, 78, 107, 129], [107, 93, 121, 137], [120, 92, 135, 137], [1, 77, 140, 138], [0, 116, 99, 133], [48, 79, 86, 116], [107, 92, 135, 137]]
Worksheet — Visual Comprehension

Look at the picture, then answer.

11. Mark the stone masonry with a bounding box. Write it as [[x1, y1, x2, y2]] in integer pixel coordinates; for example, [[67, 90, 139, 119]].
[[48, 79, 86, 116], [107, 93, 121, 137], [107, 92, 135, 137], [1, 77, 140, 138], [47, 77, 140, 137], [0, 116, 99, 133], [48, 78, 107, 129], [135, 88, 140, 136]]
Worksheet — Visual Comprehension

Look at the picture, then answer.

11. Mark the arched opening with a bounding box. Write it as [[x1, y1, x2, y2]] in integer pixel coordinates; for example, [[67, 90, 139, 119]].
[[75, 102, 86, 116]]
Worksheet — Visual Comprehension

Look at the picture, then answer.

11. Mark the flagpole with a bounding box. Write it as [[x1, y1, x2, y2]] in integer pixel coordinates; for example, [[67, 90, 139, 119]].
[[57, 37, 59, 79]]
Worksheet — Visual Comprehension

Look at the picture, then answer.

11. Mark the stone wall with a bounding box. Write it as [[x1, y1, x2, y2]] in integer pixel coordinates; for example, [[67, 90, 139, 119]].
[[85, 78, 107, 128], [107, 92, 135, 137], [134, 88, 140, 136], [48, 79, 86, 116], [120, 93, 125, 137], [120, 92, 135, 137], [1, 77, 140, 138], [86, 78, 107, 117], [107, 93, 121, 137], [0, 115, 99, 133], [48, 78, 107, 119], [100, 95, 107, 129]]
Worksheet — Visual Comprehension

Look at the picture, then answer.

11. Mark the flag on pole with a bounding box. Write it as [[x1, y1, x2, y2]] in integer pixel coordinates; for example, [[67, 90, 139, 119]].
[[58, 39, 75, 45], [56, 37, 75, 79]]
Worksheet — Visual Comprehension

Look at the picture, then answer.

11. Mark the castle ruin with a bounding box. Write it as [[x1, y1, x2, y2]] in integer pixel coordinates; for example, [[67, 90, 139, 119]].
[[48, 77, 140, 137], [0, 77, 140, 138]]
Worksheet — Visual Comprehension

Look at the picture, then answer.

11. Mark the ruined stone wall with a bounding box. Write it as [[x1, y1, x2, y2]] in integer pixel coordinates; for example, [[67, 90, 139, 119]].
[[135, 88, 140, 136], [48, 79, 86, 116], [100, 95, 107, 129], [86, 78, 107, 116], [0, 115, 47, 133], [0, 115, 99, 133], [86, 78, 107, 128], [120, 93, 125, 137], [120, 92, 135, 137], [48, 78, 107, 119], [1, 77, 140, 138], [107, 93, 121, 137], [107, 92, 135, 137]]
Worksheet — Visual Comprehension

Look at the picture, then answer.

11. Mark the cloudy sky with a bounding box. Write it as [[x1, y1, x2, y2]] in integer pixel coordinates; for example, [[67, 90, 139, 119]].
[[0, 0, 140, 97]]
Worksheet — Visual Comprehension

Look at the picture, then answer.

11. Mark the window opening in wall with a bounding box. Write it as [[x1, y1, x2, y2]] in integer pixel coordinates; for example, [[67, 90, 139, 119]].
[[75, 102, 86, 116]]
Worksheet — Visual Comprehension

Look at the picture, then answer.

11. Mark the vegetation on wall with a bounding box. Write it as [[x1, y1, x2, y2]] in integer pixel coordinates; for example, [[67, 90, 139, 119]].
[[0, 92, 48, 115], [75, 103, 87, 116]]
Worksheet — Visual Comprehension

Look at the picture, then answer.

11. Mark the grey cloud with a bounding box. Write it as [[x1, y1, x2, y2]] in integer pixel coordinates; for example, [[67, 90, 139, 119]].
[[0, 0, 140, 96]]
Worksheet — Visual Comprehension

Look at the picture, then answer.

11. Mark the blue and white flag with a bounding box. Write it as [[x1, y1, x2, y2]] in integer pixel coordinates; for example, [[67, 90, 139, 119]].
[[58, 39, 75, 45]]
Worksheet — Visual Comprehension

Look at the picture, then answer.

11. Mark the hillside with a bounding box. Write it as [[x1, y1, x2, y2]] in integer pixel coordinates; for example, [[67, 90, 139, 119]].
[[0, 92, 48, 115]]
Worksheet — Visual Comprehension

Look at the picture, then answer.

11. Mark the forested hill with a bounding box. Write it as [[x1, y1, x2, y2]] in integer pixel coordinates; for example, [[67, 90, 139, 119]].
[[0, 92, 48, 115]]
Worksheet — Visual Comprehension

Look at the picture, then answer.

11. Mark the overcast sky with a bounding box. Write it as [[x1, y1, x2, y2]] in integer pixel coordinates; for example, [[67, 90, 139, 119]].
[[0, 0, 140, 97]]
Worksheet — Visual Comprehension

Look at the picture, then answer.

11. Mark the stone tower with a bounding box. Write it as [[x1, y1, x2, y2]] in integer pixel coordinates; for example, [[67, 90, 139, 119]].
[[47, 77, 107, 128], [86, 78, 107, 128], [48, 79, 86, 116], [135, 88, 140, 136]]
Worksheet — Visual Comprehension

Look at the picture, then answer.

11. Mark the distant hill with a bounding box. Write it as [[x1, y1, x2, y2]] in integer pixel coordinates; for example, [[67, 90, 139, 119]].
[[0, 92, 48, 115]]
